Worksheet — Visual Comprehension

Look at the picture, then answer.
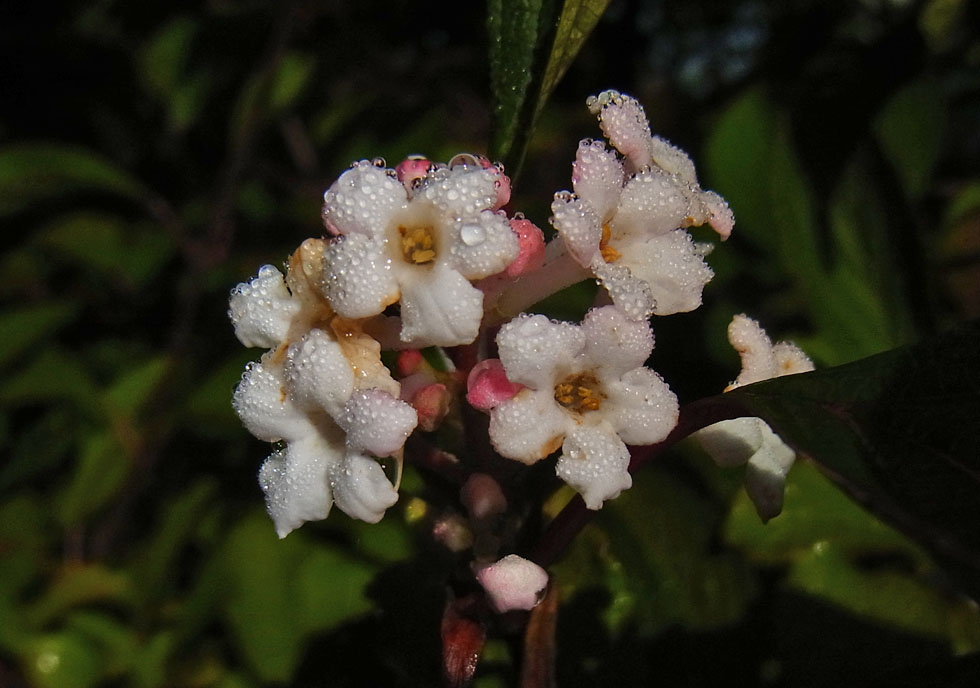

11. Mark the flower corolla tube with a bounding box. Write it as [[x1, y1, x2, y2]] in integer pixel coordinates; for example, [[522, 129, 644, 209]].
[[698, 314, 814, 521], [551, 90, 734, 320]]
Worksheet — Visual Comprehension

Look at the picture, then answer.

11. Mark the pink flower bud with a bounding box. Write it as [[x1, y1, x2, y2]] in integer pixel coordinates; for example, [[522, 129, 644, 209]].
[[466, 359, 523, 412], [396, 349, 425, 377], [477, 156, 512, 210], [412, 382, 451, 432], [503, 218, 546, 278], [460, 473, 507, 521], [476, 554, 548, 613], [395, 155, 431, 188]]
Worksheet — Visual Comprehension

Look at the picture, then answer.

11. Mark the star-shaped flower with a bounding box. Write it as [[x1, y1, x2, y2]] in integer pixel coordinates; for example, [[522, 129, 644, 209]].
[[551, 90, 734, 320], [480, 306, 678, 509], [320, 158, 519, 347]]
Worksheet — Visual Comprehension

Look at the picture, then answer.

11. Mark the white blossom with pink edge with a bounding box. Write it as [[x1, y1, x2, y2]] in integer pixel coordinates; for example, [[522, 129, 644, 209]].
[[551, 90, 735, 320], [698, 314, 814, 522], [320, 157, 519, 347], [229, 252, 418, 537], [480, 306, 678, 509]]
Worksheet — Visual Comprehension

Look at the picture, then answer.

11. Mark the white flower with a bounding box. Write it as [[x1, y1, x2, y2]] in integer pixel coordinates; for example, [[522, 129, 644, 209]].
[[551, 90, 734, 320], [476, 554, 549, 613], [229, 246, 417, 536], [487, 306, 678, 509], [320, 158, 519, 347], [698, 314, 814, 521]]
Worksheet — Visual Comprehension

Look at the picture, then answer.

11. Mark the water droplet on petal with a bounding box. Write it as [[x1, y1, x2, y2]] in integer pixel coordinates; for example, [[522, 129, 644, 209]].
[[372, 157, 387, 168], [460, 223, 486, 246]]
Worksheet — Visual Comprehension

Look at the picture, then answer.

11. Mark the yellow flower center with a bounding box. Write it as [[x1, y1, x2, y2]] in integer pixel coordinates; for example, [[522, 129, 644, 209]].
[[399, 224, 437, 265], [599, 223, 621, 263], [554, 371, 604, 413]]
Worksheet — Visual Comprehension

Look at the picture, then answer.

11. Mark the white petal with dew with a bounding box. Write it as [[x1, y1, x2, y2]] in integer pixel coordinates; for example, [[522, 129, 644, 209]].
[[398, 264, 484, 346], [728, 314, 778, 387], [321, 233, 399, 319], [592, 259, 656, 321], [283, 329, 354, 419], [489, 389, 570, 464], [259, 433, 338, 538], [448, 210, 519, 280], [416, 164, 498, 216], [322, 161, 407, 237], [496, 313, 585, 389], [620, 230, 713, 315], [602, 367, 679, 446], [552, 193, 603, 268], [613, 169, 694, 239], [229, 265, 301, 349], [556, 424, 632, 509], [580, 305, 654, 376], [571, 139, 624, 222], [330, 452, 398, 523], [233, 358, 316, 443], [340, 389, 417, 457], [589, 90, 653, 171]]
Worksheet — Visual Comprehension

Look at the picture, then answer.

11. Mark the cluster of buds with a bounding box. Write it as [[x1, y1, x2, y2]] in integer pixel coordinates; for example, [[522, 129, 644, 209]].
[[229, 91, 810, 611]]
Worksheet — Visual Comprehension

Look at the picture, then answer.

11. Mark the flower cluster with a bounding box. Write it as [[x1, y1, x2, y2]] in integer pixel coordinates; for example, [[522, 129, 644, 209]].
[[229, 90, 812, 611]]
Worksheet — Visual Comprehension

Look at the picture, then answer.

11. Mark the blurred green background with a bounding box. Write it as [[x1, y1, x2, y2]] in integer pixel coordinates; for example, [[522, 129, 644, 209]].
[[0, 1, 978, 686]]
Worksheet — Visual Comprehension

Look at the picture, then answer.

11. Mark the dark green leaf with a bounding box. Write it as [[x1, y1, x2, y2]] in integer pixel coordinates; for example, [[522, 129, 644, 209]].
[[0, 303, 78, 369], [874, 80, 946, 200], [0, 144, 146, 216], [0, 347, 102, 418], [716, 318, 980, 600], [26, 564, 134, 628], [23, 632, 102, 688], [56, 432, 132, 527], [488, 0, 610, 175]]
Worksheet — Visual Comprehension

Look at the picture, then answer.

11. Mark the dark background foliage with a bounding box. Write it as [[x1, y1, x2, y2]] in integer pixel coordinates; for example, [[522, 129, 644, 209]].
[[0, 0, 977, 686]]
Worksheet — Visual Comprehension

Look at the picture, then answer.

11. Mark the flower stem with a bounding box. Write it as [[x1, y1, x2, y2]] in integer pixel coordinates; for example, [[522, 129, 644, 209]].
[[489, 241, 591, 325]]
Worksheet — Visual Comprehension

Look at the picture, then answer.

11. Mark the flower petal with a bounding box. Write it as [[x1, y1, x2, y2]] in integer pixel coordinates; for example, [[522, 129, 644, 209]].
[[330, 452, 398, 523], [580, 305, 654, 375], [448, 210, 519, 280], [233, 357, 315, 443], [648, 135, 698, 185], [321, 233, 399, 319], [744, 423, 797, 522], [489, 388, 569, 464], [477, 554, 549, 613], [259, 432, 339, 538], [697, 417, 765, 468], [619, 230, 713, 315], [416, 164, 498, 216], [322, 161, 407, 237], [496, 313, 585, 389], [552, 192, 602, 268], [571, 139, 624, 222], [612, 169, 694, 239], [340, 388, 417, 457], [283, 328, 354, 419], [588, 90, 653, 171], [591, 259, 656, 321], [398, 264, 484, 346], [556, 424, 632, 509], [727, 314, 778, 387], [229, 265, 301, 349], [602, 367, 679, 445]]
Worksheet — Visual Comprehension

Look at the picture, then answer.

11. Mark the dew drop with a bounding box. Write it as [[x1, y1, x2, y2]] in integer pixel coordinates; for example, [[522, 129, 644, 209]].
[[460, 223, 486, 246], [372, 157, 387, 168], [449, 153, 479, 170]]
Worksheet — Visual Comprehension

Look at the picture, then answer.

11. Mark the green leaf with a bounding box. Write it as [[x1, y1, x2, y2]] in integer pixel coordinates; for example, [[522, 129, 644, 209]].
[[0, 302, 78, 369], [56, 432, 131, 527], [26, 564, 133, 628], [0, 144, 146, 216], [488, 0, 611, 175], [23, 632, 102, 688], [716, 318, 980, 600], [874, 80, 946, 199], [218, 511, 379, 682], [103, 355, 172, 420], [138, 16, 197, 99], [269, 52, 315, 113], [0, 347, 102, 417]]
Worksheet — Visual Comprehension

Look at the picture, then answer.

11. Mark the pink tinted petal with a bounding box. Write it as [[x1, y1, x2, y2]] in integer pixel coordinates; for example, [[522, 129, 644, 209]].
[[503, 218, 546, 278], [466, 358, 523, 412], [395, 156, 431, 189], [478, 157, 512, 210], [702, 190, 735, 240], [587, 90, 653, 170]]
